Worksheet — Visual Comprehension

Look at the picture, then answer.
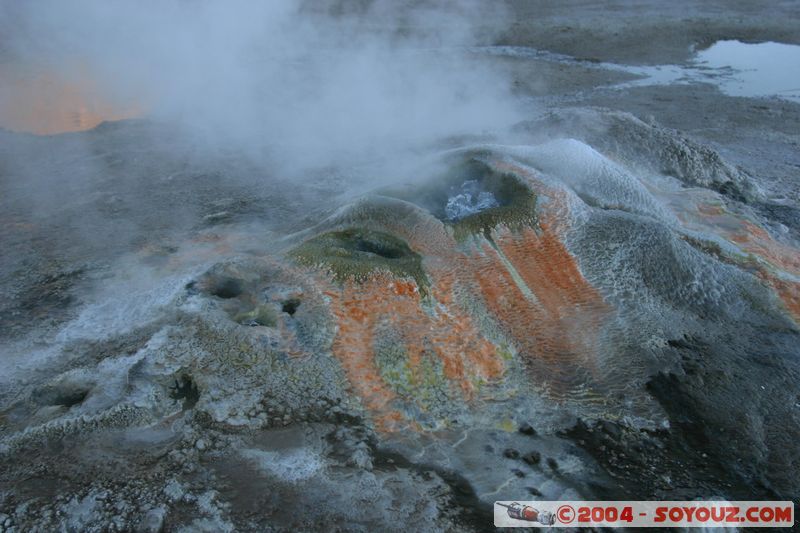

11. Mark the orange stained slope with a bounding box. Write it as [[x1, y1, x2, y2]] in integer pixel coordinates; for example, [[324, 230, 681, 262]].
[[729, 220, 800, 276], [690, 203, 800, 324], [326, 272, 502, 432], [472, 224, 610, 397], [317, 160, 614, 430], [731, 221, 800, 323], [479, 159, 611, 391]]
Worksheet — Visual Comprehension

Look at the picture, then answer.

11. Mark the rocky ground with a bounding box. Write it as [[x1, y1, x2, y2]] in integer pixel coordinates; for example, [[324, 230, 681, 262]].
[[1, 1, 799, 531]]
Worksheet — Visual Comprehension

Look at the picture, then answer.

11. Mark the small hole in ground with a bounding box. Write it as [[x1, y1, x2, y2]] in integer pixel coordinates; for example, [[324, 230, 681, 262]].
[[170, 375, 200, 409], [35, 385, 91, 408], [211, 277, 243, 299], [355, 238, 404, 259], [52, 389, 89, 408], [282, 298, 301, 316]]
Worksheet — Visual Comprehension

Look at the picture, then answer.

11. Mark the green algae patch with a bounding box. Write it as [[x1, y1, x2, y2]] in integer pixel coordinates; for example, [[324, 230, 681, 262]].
[[497, 417, 517, 432], [234, 304, 278, 327], [497, 342, 515, 361], [290, 228, 429, 294], [375, 345, 449, 404]]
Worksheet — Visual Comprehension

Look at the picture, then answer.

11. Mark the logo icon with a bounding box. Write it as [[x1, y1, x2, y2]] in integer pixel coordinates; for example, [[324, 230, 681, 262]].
[[557, 504, 576, 524], [496, 502, 556, 525]]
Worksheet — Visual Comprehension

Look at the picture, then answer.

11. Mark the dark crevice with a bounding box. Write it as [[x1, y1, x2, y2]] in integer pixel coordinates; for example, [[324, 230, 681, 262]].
[[210, 278, 243, 299], [47, 389, 89, 408], [355, 238, 404, 259], [185, 280, 199, 295], [170, 375, 200, 409], [281, 298, 301, 316]]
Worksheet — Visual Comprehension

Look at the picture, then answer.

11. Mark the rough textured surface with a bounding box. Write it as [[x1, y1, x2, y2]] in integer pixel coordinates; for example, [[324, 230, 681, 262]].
[[2, 1, 800, 531]]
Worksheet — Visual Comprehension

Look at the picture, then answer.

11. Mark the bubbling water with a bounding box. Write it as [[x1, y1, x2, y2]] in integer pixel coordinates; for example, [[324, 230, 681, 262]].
[[445, 180, 501, 221]]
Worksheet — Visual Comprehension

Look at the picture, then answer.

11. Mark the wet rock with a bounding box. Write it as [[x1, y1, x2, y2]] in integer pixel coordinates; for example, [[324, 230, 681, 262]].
[[162, 480, 184, 503], [600, 420, 622, 440], [522, 451, 541, 466], [348, 447, 374, 471], [138, 507, 165, 533], [503, 448, 520, 460], [203, 211, 231, 224]]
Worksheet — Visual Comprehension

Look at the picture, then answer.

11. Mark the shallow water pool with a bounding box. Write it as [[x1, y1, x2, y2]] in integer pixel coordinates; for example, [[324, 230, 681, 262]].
[[693, 40, 800, 101]]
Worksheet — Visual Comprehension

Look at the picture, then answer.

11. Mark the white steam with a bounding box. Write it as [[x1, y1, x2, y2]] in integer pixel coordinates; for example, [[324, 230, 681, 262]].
[[0, 0, 520, 172]]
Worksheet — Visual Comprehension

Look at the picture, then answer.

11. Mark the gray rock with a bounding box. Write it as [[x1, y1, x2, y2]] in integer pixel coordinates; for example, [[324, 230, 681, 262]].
[[138, 507, 166, 533]]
